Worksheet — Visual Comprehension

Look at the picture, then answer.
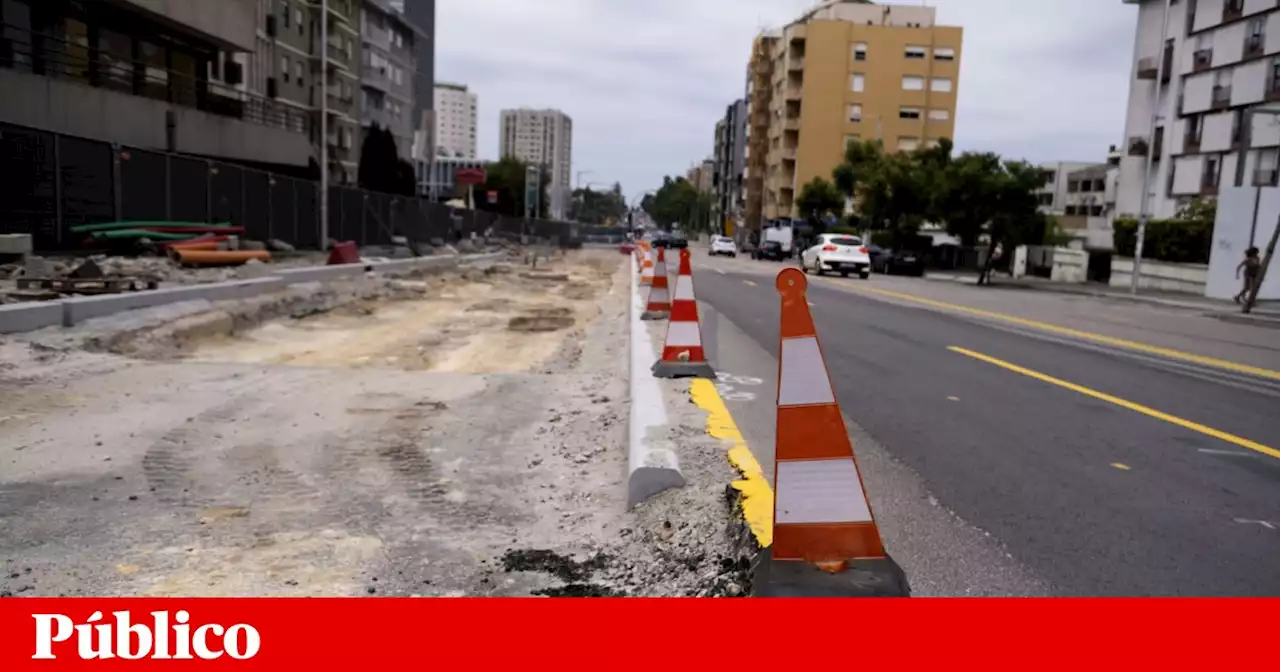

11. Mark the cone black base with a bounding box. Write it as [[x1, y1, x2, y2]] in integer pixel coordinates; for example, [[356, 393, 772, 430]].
[[651, 360, 716, 380], [751, 549, 910, 597]]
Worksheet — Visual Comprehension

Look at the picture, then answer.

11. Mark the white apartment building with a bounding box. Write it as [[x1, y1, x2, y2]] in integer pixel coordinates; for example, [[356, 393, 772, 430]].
[[434, 82, 477, 159], [1036, 161, 1105, 214], [500, 108, 573, 219], [1119, 0, 1280, 220]]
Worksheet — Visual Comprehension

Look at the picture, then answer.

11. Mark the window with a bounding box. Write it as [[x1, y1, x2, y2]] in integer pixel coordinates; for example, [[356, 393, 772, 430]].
[[295, 60, 303, 86], [296, 9, 303, 34], [899, 107, 921, 119], [853, 42, 867, 61], [1187, 114, 1204, 144], [1247, 17, 1265, 53], [282, 1, 290, 27], [1093, 179, 1106, 192], [281, 56, 290, 82], [849, 103, 863, 122], [1081, 180, 1093, 193], [934, 47, 955, 61], [905, 45, 927, 59], [1090, 206, 1104, 217], [1068, 180, 1080, 193], [931, 77, 953, 92], [851, 73, 865, 92], [928, 108, 950, 121], [1065, 205, 1078, 216], [898, 137, 920, 151], [902, 75, 925, 91]]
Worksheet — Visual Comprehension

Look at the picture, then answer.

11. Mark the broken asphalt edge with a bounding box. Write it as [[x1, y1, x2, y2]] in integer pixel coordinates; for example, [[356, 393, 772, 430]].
[[0, 252, 505, 334], [627, 255, 685, 508]]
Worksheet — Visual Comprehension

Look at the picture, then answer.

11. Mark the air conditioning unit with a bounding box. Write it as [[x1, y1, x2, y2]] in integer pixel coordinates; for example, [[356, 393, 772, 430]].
[[267, 77, 278, 99]]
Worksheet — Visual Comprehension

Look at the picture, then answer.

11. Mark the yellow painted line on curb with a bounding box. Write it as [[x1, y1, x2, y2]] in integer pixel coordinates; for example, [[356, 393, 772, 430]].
[[1111, 463, 1132, 471], [690, 379, 773, 548], [950, 346, 1280, 461], [827, 281, 1280, 382]]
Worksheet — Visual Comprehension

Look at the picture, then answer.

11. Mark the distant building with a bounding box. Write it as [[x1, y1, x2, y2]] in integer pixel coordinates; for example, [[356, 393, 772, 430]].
[[687, 159, 715, 193], [360, 0, 418, 160], [500, 108, 573, 218], [1036, 162, 1106, 215], [712, 99, 748, 233], [435, 83, 478, 159], [419, 156, 488, 202]]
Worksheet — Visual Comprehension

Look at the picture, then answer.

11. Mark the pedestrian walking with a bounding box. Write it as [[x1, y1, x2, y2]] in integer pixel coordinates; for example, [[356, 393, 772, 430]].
[[1235, 247, 1262, 304]]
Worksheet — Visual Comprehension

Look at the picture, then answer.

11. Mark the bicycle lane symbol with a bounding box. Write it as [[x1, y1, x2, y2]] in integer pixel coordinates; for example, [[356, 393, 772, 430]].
[[715, 373, 764, 402]]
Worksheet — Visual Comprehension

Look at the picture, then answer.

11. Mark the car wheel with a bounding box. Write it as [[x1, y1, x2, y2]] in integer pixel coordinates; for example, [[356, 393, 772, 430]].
[[813, 258, 824, 276], [860, 271, 871, 280], [840, 270, 850, 278]]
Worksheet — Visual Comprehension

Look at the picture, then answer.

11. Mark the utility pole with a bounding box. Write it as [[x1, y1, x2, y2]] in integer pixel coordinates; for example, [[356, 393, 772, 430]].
[[1132, 0, 1173, 294], [319, 0, 330, 249]]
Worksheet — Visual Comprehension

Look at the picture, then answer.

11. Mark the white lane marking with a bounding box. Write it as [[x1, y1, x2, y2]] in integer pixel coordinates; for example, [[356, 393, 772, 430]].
[[743, 280, 757, 287], [716, 269, 727, 275], [1198, 448, 1254, 457], [1234, 518, 1277, 530]]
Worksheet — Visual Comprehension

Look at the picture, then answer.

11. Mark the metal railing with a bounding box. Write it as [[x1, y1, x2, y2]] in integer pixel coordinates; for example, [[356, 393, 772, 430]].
[[0, 22, 310, 136]]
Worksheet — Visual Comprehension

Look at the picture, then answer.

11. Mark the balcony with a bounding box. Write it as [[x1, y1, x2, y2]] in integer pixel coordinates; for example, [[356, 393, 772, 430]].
[[781, 146, 796, 162], [783, 117, 800, 131], [1254, 168, 1279, 187], [1127, 136, 1149, 157], [1224, 0, 1244, 22], [1193, 49, 1213, 72], [364, 65, 390, 92], [788, 57, 805, 72], [1211, 85, 1232, 110], [1244, 35, 1264, 59], [326, 43, 351, 67], [784, 85, 802, 101], [1267, 77, 1280, 102]]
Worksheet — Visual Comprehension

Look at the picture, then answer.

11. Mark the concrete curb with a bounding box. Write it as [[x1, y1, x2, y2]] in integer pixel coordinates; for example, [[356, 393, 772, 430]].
[[628, 254, 685, 508], [0, 253, 508, 335], [0, 301, 64, 334]]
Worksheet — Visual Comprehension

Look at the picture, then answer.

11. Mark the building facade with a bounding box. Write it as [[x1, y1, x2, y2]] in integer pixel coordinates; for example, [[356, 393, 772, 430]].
[[1036, 161, 1106, 215], [391, 0, 434, 161], [747, 2, 963, 222], [0, 0, 313, 167], [435, 82, 477, 159], [711, 98, 748, 234], [499, 108, 573, 219], [359, 0, 416, 161], [1119, 0, 1280, 219], [744, 31, 779, 234], [418, 155, 487, 201]]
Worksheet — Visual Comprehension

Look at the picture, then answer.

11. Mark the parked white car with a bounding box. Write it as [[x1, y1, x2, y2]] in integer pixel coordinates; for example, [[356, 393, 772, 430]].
[[801, 234, 872, 279], [709, 235, 738, 257]]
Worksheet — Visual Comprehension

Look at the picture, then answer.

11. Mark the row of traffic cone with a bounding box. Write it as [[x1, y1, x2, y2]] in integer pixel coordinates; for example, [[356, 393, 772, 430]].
[[636, 245, 715, 380], [633, 242, 906, 595]]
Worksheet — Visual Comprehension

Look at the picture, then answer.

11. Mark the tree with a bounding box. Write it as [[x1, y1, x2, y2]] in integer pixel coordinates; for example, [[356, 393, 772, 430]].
[[480, 156, 551, 218], [357, 125, 415, 196], [979, 160, 1048, 285], [936, 152, 1005, 247], [572, 182, 628, 225], [796, 177, 844, 223], [643, 176, 705, 231]]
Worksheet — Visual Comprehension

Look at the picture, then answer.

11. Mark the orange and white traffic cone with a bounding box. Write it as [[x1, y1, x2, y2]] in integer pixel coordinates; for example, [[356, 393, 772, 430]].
[[756, 268, 909, 597], [640, 246, 656, 286], [641, 247, 671, 321], [652, 248, 715, 379]]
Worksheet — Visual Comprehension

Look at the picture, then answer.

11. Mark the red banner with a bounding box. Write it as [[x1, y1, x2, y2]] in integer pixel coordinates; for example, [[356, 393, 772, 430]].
[[0, 599, 1272, 667]]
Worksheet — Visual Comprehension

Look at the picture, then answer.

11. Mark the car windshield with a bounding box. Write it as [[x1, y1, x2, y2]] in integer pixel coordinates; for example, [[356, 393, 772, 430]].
[[829, 237, 862, 247]]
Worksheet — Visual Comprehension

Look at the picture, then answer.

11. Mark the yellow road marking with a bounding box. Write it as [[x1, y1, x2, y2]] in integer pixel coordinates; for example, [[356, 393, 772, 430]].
[[950, 346, 1280, 461], [827, 280, 1280, 382], [690, 379, 773, 547], [1111, 463, 1132, 471]]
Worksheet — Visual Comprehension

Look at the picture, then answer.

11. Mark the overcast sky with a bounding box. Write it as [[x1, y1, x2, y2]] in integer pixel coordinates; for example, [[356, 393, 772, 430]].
[[436, 0, 1139, 199]]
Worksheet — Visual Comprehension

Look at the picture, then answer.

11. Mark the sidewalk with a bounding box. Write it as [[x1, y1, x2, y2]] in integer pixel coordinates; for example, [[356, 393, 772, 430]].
[[922, 271, 1280, 328]]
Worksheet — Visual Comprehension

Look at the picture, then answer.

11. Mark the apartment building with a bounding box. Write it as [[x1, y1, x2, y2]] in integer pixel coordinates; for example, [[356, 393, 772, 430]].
[[418, 156, 487, 201], [0, 0, 312, 166], [743, 1, 963, 222], [359, 0, 416, 160], [435, 83, 478, 159], [1036, 161, 1106, 214], [687, 159, 716, 193], [1118, 0, 1280, 219], [390, 0, 435, 160], [744, 31, 779, 233], [712, 99, 748, 232], [500, 108, 573, 219]]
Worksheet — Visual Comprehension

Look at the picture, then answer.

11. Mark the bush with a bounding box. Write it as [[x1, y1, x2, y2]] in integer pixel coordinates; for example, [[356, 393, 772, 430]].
[[1112, 217, 1213, 264]]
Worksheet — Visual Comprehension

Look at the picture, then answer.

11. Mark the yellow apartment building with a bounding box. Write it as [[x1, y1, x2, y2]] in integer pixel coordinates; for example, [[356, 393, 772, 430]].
[[744, 1, 964, 223]]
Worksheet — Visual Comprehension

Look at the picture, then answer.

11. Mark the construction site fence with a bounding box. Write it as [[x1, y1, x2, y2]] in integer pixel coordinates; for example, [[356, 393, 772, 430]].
[[0, 121, 580, 252]]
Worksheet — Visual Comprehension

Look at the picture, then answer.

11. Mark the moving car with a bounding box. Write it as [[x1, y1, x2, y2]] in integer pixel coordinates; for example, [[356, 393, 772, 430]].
[[867, 244, 890, 273], [709, 235, 737, 257], [879, 249, 926, 276], [753, 240, 788, 261], [800, 234, 871, 279]]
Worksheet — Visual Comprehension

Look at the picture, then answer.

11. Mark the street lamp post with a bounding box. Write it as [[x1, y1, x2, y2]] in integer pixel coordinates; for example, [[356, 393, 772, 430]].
[[1131, 0, 1173, 295]]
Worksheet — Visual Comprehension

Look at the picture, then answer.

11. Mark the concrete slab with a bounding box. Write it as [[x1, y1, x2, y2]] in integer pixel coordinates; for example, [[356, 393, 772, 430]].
[[0, 233, 33, 256], [62, 277, 287, 326], [628, 256, 685, 508], [0, 301, 64, 334], [275, 265, 370, 284]]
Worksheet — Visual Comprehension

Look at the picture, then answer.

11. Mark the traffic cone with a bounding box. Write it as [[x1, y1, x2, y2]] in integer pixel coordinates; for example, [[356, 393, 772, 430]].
[[755, 268, 909, 597], [652, 249, 715, 379], [641, 247, 671, 320], [640, 246, 656, 286]]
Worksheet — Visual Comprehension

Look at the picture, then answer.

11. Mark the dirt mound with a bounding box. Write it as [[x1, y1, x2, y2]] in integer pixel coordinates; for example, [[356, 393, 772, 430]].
[[507, 307, 575, 333]]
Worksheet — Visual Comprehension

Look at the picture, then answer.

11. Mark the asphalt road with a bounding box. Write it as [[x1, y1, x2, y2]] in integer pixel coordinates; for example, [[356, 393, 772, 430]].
[[692, 252, 1280, 596]]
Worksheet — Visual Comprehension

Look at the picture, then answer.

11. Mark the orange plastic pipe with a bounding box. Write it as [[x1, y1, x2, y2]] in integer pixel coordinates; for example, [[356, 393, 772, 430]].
[[167, 242, 220, 252], [172, 249, 271, 266]]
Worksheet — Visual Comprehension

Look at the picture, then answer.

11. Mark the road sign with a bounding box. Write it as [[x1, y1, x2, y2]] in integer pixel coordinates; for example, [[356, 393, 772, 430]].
[[487, 190, 498, 204], [457, 167, 486, 185]]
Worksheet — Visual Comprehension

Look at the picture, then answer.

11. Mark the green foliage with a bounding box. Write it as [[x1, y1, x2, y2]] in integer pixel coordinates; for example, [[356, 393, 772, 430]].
[[1113, 218, 1214, 264], [796, 177, 845, 222], [573, 182, 628, 225], [481, 157, 551, 218], [643, 176, 713, 232], [356, 125, 415, 196]]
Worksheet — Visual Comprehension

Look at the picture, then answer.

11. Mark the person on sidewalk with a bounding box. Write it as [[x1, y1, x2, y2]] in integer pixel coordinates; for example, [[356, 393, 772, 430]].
[[1235, 247, 1261, 304]]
